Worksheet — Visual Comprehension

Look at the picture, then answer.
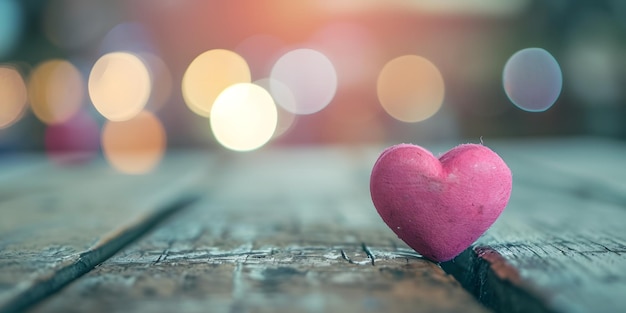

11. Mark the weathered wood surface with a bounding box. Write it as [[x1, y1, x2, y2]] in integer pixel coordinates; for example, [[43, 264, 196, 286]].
[[31, 148, 489, 313], [494, 137, 626, 206], [3, 137, 626, 313], [0, 153, 208, 313], [442, 137, 626, 313]]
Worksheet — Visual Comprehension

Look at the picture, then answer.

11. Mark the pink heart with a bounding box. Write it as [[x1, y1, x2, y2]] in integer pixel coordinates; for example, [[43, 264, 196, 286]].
[[370, 144, 512, 262]]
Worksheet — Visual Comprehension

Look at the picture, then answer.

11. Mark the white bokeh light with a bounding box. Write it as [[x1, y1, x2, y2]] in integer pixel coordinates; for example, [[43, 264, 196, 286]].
[[210, 83, 277, 151], [270, 49, 337, 115]]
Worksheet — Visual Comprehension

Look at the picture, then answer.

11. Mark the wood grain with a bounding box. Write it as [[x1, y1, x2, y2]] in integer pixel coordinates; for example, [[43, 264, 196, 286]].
[[490, 137, 626, 206], [442, 138, 626, 313], [32, 147, 489, 313], [0, 153, 208, 313], [5, 138, 626, 313]]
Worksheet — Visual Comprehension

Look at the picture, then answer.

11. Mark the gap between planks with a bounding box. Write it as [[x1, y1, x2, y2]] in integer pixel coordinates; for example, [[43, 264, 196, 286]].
[[0, 195, 199, 313], [10, 140, 619, 313], [441, 248, 558, 313]]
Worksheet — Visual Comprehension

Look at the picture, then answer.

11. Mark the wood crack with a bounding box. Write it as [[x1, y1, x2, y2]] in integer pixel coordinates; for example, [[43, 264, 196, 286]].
[[340, 249, 355, 264], [441, 246, 559, 313], [153, 249, 169, 265], [361, 243, 375, 266], [0, 195, 199, 313]]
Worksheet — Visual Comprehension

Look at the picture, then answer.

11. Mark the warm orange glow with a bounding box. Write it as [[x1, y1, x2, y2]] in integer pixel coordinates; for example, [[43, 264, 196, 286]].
[[317, 0, 529, 16], [235, 34, 285, 80], [0, 66, 27, 128], [28, 59, 84, 125], [101, 111, 166, 174], [210, 83, 277, 151], [182, 49, 251, 117], [377, 55, 445, 122], [88, 52, 151, 121], [309, 22, 380, 88]]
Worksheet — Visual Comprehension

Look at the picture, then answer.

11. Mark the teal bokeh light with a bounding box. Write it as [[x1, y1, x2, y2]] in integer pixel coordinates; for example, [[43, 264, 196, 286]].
[[0, 0, 23, 59]]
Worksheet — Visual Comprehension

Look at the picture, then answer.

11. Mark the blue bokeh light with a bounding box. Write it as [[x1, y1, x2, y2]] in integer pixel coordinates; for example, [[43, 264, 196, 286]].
[[0, 0, 23, 59], [503, 47, 563, 112]]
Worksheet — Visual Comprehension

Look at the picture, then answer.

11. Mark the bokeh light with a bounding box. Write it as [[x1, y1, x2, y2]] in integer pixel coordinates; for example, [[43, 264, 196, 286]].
[[0, 66, 27, 129], [28, 59, 84, 125], [377, 55, 445, 122], [210, 83, 277, 151], [88, 52, 151, 121], [270, 48, 337, 115], [182, 49, 251, 117], [45, 110, 99, 165], [99, 22, 172, 111], [503, 47, 562, 112], [101, 111, 166, 174], [254, 78, 297, 138], [0, 0, 23, 59]]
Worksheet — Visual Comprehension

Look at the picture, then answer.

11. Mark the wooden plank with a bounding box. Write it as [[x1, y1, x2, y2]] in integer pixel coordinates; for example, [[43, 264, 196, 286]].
[[442, 138, 626, 313], [491, 137, 626, 206], [32, 147, 490, 313], [0, 152, 207, 313]]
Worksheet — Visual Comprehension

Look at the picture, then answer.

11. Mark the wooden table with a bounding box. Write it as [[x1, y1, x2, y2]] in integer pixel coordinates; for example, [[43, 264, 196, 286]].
[[1, 137, 625, 313]]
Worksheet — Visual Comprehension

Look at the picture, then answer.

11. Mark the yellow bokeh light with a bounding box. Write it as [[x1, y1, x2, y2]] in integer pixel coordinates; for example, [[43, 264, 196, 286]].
[[182, 49, 251, 117], [101, 111, 166, 174], [88, 52, 151, 121], [210, 83, 277, 151], [28, 59, 84, 125], [377, 55, 445, 122], [0, 66, 27, 128]]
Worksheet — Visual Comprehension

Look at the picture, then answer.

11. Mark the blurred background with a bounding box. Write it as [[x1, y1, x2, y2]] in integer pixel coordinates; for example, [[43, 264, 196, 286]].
[[0, 0, 625, 173]]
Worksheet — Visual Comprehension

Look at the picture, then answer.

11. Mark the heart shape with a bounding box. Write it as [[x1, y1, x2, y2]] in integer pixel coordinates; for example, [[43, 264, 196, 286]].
[[370, 144, 512, 262]]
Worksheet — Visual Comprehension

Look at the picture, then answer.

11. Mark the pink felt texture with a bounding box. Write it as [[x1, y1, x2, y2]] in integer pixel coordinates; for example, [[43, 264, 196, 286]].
[[370, 143, 512, 262]]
